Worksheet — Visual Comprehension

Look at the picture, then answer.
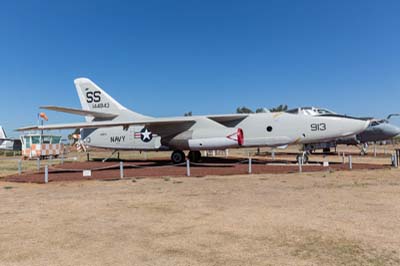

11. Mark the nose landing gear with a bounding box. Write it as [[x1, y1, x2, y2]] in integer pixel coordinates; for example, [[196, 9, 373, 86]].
[[296, 152, 309, 164]]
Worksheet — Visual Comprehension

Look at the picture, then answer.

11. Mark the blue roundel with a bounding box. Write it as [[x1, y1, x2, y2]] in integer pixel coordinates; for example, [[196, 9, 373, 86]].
[[140, 128, 153, 142]]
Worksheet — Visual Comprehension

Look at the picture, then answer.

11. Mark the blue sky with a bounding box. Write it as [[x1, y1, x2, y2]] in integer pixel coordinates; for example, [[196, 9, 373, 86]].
[[1, 0, 400, 137]]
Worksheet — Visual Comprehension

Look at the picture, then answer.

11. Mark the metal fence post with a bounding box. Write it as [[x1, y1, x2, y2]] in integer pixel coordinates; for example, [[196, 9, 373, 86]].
[[120, 161, 124, 179], [349, 155, 352, 170], [37, 158, 40, 171], [18, 160, 22, 175], [298, 156, 303, 173], [186, 159, 190, 177], [44, 165, 48, 183], [248, 157, 252, 174]]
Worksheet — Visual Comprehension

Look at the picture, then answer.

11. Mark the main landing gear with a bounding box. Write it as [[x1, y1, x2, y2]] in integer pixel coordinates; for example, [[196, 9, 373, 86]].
[[171, 150, 202, 164]]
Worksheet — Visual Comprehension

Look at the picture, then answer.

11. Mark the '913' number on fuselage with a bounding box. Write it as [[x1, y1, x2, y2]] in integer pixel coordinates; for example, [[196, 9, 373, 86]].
[[311, 123, 326, 131]]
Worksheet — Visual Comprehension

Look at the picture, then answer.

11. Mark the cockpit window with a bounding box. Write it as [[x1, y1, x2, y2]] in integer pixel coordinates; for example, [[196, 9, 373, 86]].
[[370, 121, 380, 127], [286, 108, 299, 114], [286, 107, 336, 116], [317, 108, 335, 115]]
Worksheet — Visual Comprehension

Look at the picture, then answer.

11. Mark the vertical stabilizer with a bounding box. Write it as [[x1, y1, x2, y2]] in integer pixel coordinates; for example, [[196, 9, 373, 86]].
[[74, 78, 149, 121], [0, 126, 7, 139]]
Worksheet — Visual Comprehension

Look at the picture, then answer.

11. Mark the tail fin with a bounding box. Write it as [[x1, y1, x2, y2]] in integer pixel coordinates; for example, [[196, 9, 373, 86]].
[[0, 126, 7, 139], [74, 78, 149, 122]]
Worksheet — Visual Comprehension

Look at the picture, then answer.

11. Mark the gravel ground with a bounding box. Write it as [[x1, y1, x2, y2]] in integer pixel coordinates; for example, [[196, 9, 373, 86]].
[[3, 157, 388, 183]]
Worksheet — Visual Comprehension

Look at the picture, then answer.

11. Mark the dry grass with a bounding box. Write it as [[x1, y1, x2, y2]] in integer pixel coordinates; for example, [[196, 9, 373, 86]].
[[1, 168, 400, 265]]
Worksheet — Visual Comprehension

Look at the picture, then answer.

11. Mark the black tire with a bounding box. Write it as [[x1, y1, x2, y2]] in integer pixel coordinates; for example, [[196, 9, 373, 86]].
[[323, 148, 331, 154], [194, 151, 202, 161], [171, 150, 185, 164]]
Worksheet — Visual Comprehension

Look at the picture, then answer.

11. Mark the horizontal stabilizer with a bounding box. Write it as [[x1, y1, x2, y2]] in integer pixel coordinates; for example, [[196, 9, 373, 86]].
[[40, 106, 118, 119]]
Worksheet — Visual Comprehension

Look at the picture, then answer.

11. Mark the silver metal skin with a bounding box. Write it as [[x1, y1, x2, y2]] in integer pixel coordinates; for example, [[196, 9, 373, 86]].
[[0, 126, 20, 151], [290, 107, 400, 154], [17, 79, 370, 162]]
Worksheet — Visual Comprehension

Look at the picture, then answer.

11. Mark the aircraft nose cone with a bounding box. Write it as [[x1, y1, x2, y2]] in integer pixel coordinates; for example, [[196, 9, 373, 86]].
[[384, 124, 400, 138]]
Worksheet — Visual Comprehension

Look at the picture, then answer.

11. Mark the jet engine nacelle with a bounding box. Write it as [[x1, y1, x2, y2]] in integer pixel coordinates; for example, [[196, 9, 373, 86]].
[[169, 128, 244, 151], [188, 128, 244, 150]]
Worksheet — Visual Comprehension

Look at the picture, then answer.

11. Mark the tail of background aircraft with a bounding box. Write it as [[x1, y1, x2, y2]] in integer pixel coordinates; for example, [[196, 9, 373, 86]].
[[0, 126, 7, 139], [74, 78, 150, 122]]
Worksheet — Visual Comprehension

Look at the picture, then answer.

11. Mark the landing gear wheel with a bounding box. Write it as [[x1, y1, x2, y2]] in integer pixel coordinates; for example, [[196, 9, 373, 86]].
[[171, 150, 185, 164], [296, 153, 309, 164], [188, 151, 202, 162], [323, 148, 331, 154]]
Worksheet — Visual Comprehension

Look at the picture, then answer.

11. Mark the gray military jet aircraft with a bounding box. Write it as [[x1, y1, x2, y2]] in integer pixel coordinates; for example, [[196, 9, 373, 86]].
[[287, 107, 400, 156], [17, 78, 370, 163], [0, 126, 21, 151]]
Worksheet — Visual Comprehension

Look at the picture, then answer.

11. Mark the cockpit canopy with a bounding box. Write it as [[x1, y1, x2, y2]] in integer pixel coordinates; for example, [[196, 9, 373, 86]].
[[286, 107, 337, 116]]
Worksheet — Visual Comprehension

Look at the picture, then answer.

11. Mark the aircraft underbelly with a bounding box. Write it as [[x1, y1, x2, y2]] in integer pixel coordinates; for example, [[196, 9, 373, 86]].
[[243, 136, 294, 147]]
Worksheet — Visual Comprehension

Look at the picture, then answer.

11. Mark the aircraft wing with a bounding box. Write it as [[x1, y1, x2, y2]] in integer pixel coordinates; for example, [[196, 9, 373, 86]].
[[16, 117, 196, 131], [206, 114, 249, 127], [40, 106, 118, 119]]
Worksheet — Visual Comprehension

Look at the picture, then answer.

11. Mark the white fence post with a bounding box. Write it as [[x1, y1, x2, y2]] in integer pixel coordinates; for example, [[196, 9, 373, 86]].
[[37, 158, 40, 171], [186, 159, 190, 177], [298, 156, 303, 173], [349, 155, 352, 170], [18, 160, 22, 175], [120, 161, 124, 179], [248, 157, 252, 174], [44, 165, 48, 183]]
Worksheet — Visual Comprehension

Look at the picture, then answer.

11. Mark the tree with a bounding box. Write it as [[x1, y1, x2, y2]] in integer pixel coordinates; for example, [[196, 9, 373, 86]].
[[236, 106, 254, 114], [255, 108, 268, 113], [269, 104, 288, 112], [184, 111, 193, 116]]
